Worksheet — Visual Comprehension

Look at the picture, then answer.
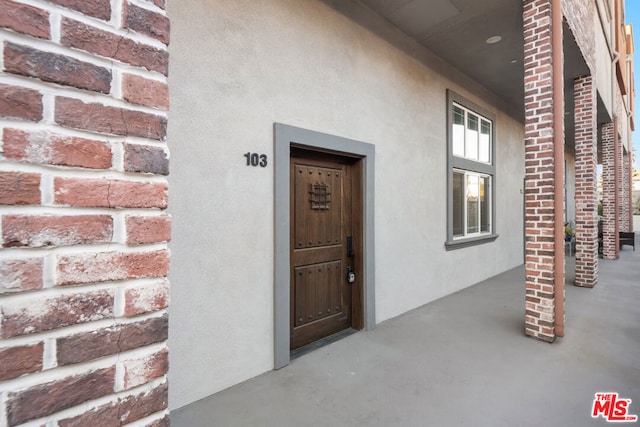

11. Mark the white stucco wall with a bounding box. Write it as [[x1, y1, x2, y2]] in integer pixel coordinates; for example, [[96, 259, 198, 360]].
[[167, 0, 525, 410]]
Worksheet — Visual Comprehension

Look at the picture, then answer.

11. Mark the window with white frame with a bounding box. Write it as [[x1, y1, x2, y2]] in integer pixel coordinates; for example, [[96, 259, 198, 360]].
[[447, 91, 497, 247], [452, 104, 492, 164]]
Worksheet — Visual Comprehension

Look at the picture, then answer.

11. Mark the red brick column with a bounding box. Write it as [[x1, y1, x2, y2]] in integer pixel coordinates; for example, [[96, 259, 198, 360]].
[[602, 122, 619, 259], [629, 151, 634, 232], [621, 150, 630, 232], [573, 75, 598, 287], [602, 123, 619, 259], [0, 1, 171, 426], [523, 0, 563, 342]]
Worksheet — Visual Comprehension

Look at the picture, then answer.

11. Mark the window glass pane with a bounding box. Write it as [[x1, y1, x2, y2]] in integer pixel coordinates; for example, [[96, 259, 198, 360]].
[[480, 176, 490, 233], [453, 172, 464, 237], [452, 106, 465, 157], [481, 119, 491, 134], [479, 120, 491, 163], [465, 114, 478, 160], [453, 106, 465, 125], [467, 113, 478, 131], [466, 174, 479, 234]]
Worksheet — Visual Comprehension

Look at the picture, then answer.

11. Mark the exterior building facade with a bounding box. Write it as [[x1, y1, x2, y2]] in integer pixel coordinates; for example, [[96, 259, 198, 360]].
[[0, 0, 635, 425]]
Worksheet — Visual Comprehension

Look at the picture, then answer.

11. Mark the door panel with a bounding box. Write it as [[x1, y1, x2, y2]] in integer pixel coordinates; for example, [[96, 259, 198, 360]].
[[290, 153, 353, 350], [293, 261, 343, 327], [293, 165, 342, 250]]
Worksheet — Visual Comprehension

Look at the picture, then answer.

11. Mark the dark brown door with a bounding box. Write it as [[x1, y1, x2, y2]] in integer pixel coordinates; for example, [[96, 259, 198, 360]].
[[290, 149, 358, 350]]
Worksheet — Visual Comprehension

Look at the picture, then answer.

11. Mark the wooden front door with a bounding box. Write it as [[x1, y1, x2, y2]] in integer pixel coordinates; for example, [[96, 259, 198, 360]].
[[290, 149, 361, 350]]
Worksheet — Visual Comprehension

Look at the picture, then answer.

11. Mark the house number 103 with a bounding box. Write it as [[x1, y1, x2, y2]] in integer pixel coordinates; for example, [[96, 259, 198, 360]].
[[244, 152, 267, 167]]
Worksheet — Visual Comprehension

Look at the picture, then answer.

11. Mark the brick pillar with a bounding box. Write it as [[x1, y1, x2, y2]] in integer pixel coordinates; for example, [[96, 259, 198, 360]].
[[1, 1, 171, 426], [602, 122, 619, 259], [523, 0, 563, 342], [629, 151, 635, 232], [621, 150, 630, 232], [573, 75, 598, 287]]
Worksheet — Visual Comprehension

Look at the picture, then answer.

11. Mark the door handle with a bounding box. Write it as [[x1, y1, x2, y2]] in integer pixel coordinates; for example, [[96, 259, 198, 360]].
[[346, 236, 355, 283]]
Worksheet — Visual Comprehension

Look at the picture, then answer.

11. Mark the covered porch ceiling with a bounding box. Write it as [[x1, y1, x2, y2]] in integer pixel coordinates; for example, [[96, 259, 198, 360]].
[[360, 0, 527, 113], [352, 0, 594, 142]]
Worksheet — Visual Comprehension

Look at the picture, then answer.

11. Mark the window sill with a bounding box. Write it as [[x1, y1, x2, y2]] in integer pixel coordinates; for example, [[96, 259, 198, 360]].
[[445, 234, 499, 250]]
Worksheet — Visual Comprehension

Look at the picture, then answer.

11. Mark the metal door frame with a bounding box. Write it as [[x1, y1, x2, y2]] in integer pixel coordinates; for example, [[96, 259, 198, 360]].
[[274, 123, 375, 369]]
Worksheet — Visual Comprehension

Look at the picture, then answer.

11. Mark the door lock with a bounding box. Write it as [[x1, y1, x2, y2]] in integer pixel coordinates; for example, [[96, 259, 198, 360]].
[[346, 266, 355, 283]]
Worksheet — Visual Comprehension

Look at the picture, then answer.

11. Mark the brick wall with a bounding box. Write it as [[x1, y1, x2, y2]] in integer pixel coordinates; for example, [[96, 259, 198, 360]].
[[523, 0, 563, 342], [628, 150, 634, 231], [621, 150, 630, 232], [562, 0, 596, 73], [615, 91, 629, 234], [602, 121, 618, 259], [573, 75, 598, 288], [0, 1, 170, 426]]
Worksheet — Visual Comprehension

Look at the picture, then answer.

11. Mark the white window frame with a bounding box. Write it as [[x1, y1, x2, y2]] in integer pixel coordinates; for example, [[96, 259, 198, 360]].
[[446, 90, 498, 249], [452, 103, 493, 164], [452, 169, 492, 239]]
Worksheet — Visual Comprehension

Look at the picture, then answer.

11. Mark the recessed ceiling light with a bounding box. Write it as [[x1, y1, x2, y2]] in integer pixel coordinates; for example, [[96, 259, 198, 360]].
[[510, 59, 518, 64], [486, 35, 502, 44]]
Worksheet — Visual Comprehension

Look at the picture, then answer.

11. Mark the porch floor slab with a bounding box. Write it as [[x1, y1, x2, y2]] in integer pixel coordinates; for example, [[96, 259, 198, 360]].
[[171, 244, 640, 426]]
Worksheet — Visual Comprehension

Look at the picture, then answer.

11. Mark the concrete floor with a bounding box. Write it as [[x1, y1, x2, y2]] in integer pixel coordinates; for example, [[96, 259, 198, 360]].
[[171, 242, 640, 427]]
